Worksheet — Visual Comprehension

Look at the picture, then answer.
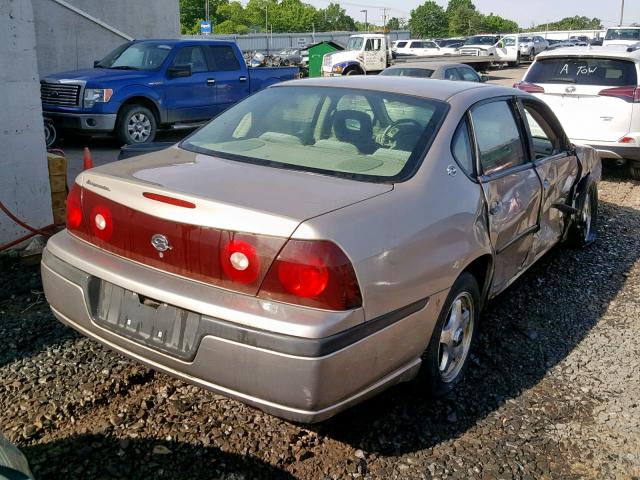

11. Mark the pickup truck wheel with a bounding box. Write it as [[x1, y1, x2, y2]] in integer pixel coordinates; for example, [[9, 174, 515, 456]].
[[567, 183, 598, 248], [508, 53, 521, 68], [345, 68, 362, 76], [419, 272, 480, 397], [116, 105, 157, 145], [44, 117, 58, 148]]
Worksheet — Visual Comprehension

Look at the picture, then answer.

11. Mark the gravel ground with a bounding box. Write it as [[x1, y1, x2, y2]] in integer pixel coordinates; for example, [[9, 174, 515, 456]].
[[1, 170, 639, 480]]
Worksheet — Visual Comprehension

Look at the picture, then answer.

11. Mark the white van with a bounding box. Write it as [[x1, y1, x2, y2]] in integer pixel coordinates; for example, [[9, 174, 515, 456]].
[[603, 27, 640, 47], [515, 46, 640, 179]]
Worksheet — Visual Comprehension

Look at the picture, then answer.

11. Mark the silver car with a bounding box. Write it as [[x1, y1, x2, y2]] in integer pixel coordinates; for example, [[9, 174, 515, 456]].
[[42, 77, 601, 423], [381, 62, 486, 82]]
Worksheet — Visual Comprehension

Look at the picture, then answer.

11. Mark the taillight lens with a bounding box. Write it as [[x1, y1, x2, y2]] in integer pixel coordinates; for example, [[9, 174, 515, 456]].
[[89, 204, 114, 241], [598, 85, 640, 102], [513, 81, 545, 93], [66, 183, 83, 230], [258, 239, 362, 311], [220, 238, 260, 284]]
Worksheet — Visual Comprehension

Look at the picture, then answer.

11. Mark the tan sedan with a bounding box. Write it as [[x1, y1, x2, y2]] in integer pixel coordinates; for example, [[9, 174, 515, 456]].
[[42, 77, 601, 422]]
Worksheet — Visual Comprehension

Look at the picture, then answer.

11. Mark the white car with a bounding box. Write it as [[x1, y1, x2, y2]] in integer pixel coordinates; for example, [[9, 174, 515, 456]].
[[515, 46, 640, 179], [394, 39, 444, 56], [603, 27, 640, 47], [518, 35, 549, 59]]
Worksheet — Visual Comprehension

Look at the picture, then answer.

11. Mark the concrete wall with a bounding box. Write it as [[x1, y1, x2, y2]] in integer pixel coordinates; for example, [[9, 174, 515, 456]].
[[0, 0, 52, 245], [32, 0, 180, 76]]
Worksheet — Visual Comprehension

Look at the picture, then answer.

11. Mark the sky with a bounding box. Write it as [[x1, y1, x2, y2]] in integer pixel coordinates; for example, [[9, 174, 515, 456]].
[[305, 0, 639, 29]]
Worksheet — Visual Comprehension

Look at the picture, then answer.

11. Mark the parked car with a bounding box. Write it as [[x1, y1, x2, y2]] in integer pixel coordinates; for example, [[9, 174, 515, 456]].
[[380, 62, 487, 82], [42, 77, 600, 423], [40, 40, 299, 144], [515, 46, 640, 179], [603, 27, 640, 47], [394, 39, 444, 56], [518, 35, 549, 59], [436, 37, 467, 48]]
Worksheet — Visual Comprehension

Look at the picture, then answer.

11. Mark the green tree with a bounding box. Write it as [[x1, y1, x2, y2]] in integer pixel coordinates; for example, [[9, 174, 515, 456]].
[[387, 17, 401, 30], [448, 6, 482, 36], [481, 13, 518, 33], [445, 0, 476, 16], [529, 16, 601, 31], [317, 3, 356, 31], [408, 1, 448, 38]]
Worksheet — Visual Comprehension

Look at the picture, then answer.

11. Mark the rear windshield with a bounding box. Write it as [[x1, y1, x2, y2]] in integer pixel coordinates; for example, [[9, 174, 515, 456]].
[[526, 57, 638, 86], [605, 29, 640, 41], [395, 41, 408, 48], [181, 86, 448, 182], [381, 68, 434, 78]]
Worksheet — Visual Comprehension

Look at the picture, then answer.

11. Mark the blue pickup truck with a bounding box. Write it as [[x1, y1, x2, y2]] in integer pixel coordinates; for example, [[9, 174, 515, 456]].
[[41, 39, 299, 144]]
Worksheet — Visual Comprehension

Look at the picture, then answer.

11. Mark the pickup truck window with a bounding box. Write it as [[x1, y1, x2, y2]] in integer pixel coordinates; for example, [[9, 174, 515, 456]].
[[97, 42, 172, 71], [172, 46, 208, 73], [182, 86, 448, 182], [207, 46, 241, 71], [347, 37, 364, 50]]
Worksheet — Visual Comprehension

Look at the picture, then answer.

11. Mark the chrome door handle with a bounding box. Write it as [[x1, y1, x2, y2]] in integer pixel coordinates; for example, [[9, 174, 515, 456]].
[[207, 78, 216, 86], [239, 76, 247, 82], [489, 201, 502, 215]]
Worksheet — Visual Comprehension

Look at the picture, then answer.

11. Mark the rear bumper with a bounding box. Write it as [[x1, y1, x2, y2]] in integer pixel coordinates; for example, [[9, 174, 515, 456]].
[[44, 111, 117, 132], [572, 140, 640, 162], [41, 231, 443, 422]]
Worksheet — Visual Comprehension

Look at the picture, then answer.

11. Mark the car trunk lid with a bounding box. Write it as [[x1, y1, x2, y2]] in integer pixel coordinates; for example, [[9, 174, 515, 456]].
[[71, 146, 392, 294]]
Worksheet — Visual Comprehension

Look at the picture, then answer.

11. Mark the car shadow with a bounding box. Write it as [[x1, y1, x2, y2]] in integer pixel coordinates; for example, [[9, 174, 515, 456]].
[[308, 193, 640, 456], [22, 433, 295, 480]]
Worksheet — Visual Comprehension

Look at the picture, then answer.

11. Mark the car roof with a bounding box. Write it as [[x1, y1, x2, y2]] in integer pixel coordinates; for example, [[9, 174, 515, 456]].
[[536, 45, 640, 61], [132, 38, 236, 47], [386, 62, 473, 70], [274, 76, 514, 102]]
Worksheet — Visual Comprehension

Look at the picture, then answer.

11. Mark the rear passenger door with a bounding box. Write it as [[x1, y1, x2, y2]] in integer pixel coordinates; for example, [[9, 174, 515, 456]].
[[471, 99, 543, 294], [519, 99, 579, 258], [205, 45, 250, 116]]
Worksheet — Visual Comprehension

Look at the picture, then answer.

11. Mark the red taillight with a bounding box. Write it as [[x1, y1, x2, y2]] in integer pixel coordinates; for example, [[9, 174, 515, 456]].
[[66, 183, 83, 230], [220, 239, 260, 284], [513, 81, 545, 93], [619, 136, 635, 144], [258, 239, 362, 311], [598, 85, 640, 102], [143, 192, 196, 209], [89, 204, 114, 241]]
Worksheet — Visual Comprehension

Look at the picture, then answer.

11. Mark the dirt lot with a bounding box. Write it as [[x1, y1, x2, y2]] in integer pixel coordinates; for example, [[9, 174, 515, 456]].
[[1, 169, 639, 479]]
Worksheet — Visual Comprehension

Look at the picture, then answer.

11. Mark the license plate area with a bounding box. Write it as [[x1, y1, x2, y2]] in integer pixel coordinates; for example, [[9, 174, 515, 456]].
[[90, 279, 202, 360]]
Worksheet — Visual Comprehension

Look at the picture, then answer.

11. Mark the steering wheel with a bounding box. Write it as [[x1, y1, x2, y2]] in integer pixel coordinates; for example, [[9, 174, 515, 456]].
[[379, 119, 423, 148]]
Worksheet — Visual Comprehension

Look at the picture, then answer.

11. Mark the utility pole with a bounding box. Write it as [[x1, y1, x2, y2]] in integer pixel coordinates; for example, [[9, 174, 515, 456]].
[[204, 0, 209, 21], [620, 0, 625, 26], [361, 9, 368, 32], [382, 8, 389, 32]]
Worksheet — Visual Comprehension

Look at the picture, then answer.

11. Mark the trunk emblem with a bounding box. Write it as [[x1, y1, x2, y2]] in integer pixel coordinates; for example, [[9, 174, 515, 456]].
[[151, 234, 172, 257], [565, 86, 576, 94]]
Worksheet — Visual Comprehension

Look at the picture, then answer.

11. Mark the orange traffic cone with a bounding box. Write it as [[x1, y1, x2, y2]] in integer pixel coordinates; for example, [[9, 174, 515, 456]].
[[83, 147, 93, 170]]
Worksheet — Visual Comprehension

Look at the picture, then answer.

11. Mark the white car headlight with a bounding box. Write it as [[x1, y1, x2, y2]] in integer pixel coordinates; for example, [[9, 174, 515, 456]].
[[84, 88, 113, 108]]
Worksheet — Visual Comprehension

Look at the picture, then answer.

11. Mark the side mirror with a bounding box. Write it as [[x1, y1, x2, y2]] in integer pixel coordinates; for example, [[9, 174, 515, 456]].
[[497, 41, 504, 48], [93, 60, 100, 67], [480, 75, 489, 83], [168, 64, 192, 78]]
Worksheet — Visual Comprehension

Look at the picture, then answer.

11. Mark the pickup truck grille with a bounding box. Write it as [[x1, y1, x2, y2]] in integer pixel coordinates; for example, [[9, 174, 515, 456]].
[[40, 82, 81, 107], [459, 48, 482, 56]]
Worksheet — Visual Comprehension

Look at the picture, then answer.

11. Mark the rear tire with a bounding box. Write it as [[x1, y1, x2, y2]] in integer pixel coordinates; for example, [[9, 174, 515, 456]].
[[629, 165, 640, 181], [567, 182, 598, 248], [419, 272, 480, 398], [115, 104, 157, 145]]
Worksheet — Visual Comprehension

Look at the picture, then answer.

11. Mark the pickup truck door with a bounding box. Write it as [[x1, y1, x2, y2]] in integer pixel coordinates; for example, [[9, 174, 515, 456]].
[[363, 38, 387, 71], [518, 98, 579, 260], [495, 36, 518, 62], [471, 98, 543, 295], [204, 45, 251, 116], [164, 45, 217, 123]]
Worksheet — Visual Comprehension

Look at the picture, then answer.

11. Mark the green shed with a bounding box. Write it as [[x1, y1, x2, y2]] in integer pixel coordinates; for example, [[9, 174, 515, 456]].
[[306, 41, 344, 78]]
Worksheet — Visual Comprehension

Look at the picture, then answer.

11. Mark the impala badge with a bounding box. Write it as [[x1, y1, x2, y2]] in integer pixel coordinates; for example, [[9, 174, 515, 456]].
[[565, 86, 576, 94], [151, 234, 172, 258]]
